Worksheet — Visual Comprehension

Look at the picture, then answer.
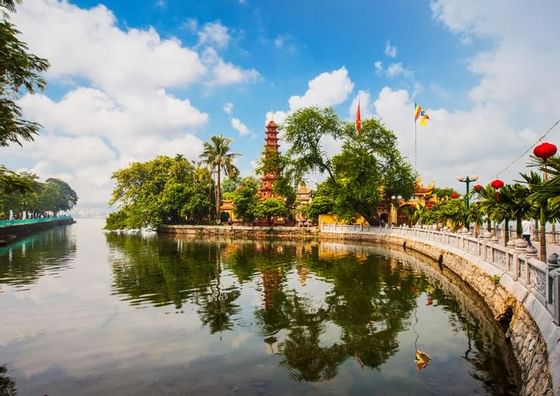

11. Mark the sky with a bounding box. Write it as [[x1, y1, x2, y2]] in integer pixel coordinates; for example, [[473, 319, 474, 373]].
[[3, 0, 560, 210]]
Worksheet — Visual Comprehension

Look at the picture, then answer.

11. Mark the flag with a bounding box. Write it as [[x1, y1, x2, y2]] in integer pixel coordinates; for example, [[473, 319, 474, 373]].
[[414, 102, 422, 121], [419, 110, 430, 126], [355, 101, 362, 134]]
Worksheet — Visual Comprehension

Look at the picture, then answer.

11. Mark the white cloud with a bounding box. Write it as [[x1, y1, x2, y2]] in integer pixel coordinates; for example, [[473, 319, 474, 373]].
[[274, 36, 285, 49], [374, 60, 383, 76], [203, 48, 261, 86], [197, 21, 230, 49], [386, 63, 413, 79], [223, 102, 234, 114], [13, 0, 206, 96], [288, 67, 354, 111], [231, 117, 250, 136], [384, 41, 397, 57], [182, 18, 198, 32], [265, 111, 289, 126]]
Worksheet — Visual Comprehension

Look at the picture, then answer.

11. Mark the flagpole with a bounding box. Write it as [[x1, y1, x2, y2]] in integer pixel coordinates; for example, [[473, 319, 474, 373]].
[[414, 117, 417, 172]]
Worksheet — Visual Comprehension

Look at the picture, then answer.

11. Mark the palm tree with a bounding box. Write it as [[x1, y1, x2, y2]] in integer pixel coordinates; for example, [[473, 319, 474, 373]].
[[200, 135, 240, 224], [525, 157, 560, 261]]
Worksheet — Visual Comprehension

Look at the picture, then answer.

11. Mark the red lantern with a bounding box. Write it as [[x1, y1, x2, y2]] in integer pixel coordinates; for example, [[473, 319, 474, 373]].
[[451, 192, 460, 199], [491, 179, 504, 189], [533, 142, 557, 161], [473, 184, 483, 192]]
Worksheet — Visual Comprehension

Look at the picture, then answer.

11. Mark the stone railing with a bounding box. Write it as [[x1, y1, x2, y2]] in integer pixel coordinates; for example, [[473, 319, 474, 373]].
[[321, 224, 560, 326]]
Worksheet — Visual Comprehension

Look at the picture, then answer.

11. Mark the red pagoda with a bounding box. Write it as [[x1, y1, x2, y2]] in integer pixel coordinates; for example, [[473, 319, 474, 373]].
[[258, 120, 280, 200]]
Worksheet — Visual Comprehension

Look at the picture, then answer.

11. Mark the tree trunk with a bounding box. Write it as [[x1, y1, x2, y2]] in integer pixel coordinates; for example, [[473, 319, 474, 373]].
[[539, 206, 547, 262], [516, 215, 522, 238], [534, 216, 540, 241], [216, 168, 221, 224]]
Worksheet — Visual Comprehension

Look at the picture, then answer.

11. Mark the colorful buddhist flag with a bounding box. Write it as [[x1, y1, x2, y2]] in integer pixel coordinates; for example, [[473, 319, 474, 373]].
[[419, 110, 430, 126], [355, 101, 361, 134], [414, 102, 423, 121]]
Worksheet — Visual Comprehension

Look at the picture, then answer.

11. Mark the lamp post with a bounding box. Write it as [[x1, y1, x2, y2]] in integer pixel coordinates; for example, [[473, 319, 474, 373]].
[[390, 195, 402, 226], [457, 175, 479, 231]]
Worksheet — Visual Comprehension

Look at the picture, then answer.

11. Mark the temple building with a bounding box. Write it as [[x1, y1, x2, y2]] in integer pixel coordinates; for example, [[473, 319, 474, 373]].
[[258, 120, 281, 200]]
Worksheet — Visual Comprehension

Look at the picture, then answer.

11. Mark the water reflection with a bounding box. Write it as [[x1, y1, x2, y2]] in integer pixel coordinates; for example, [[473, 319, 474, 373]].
[[0, 226, 76, 288], [0, 366, 17, 396], [106, 235, 519, 394]]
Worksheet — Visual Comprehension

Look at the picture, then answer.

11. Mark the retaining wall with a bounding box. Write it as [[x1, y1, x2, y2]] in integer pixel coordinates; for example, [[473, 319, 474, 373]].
[[321, 228, 558, 396]]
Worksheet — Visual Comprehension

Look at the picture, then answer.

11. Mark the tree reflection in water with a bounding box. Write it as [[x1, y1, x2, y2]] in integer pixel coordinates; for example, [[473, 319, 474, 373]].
[[0, 227, 76, 287], [106, 236, 519, 393], [0, 366, 16, 396]]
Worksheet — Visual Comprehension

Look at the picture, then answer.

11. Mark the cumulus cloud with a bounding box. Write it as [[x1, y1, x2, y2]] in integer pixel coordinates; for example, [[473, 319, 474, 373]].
[[386, 63, 414, 79], [197, 21, 230, 49], [384, 41, 397, 57], [223, 102, 234, 114], [374, 61, 383, 76], [231, 117, 251, 136], [13, 0, 206, 96], [288, 67, 354, 111], [203, 48, 261, 86]]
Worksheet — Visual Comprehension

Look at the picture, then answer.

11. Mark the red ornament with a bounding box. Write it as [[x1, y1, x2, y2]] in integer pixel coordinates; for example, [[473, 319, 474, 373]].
[[491, 179, 504, 189], [533, 142, 557, 161], [451, 192, 460, 199], [426, 201, 434, 209], [473, 184, 483, 192]]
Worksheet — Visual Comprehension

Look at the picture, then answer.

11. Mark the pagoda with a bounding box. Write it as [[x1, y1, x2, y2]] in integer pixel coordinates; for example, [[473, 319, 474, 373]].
[[258, 120, 280, 200]]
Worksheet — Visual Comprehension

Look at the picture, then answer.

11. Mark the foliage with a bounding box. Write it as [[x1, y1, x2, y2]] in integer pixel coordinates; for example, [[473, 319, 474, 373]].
[[107, 155, 213, 229], [0, 168, 77, 217], [200, 135, 240, 223], [301, 183, 335, 222], [231, 176, 259, 223], [283, 107, 415, 225], [253, 198, 288, 225], [222, 176, 241, 193], [0, 1, 49, 147]]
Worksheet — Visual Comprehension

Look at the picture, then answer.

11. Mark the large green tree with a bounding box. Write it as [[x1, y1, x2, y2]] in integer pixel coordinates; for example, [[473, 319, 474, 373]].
[[200, 135, 240, 224], [107, 155, 213, 229], [1, 0, 49, 147], [283, 107, 415, 225]]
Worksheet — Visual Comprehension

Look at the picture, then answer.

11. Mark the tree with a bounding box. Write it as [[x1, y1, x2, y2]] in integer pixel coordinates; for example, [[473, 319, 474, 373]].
[[107, 155, 213, 229], [283, 107, 415, 225], [200, 135, 240, 224], [231, 176, 259, 224], [1, 1, 49, 147], [45, 178, 78, 212], [253, 198, 288, 226]]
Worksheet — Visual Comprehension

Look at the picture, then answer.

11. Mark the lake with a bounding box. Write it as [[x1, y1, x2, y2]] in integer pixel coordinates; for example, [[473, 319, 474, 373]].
[[0, 219, 519, 395]]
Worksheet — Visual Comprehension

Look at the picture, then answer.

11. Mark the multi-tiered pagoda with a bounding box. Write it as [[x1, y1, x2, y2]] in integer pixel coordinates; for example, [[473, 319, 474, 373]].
[[258, 120, 280, 200]]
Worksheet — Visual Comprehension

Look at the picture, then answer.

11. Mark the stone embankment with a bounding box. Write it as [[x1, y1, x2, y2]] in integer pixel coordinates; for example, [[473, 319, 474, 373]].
[[321, 226, 559, 396], [0, 217, 75, 246], [159, 224, 319, 240]]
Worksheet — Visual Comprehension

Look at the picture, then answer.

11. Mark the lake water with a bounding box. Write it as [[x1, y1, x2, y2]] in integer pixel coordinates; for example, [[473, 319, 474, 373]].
[[0, 220, 520, 395]]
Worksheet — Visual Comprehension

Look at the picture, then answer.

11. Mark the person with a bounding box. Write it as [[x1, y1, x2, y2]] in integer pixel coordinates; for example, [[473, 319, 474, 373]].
[[522, 219, 533, 247]]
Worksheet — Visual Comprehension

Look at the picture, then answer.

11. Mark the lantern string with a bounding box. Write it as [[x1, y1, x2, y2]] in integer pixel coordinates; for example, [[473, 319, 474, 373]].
[[495, 117, 560, 178]]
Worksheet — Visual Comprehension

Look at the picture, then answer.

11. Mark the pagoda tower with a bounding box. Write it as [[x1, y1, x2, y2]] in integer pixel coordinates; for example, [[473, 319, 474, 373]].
[[258, 120, 280, 200]]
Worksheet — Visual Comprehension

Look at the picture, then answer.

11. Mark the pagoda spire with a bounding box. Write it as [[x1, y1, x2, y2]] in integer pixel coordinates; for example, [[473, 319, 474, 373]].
[[258, 120, 280, 200]]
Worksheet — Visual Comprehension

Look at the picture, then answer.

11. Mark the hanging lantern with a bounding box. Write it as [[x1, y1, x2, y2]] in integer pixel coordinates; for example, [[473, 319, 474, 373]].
[[533, 142, 557, 161], [451, 192, 460, 199], [473, 184, 483, 192], [491, 179, 504, 189]]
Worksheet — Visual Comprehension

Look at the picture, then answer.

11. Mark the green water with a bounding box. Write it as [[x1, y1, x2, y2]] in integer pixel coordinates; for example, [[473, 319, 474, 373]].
[[0, 220, 519, 395]]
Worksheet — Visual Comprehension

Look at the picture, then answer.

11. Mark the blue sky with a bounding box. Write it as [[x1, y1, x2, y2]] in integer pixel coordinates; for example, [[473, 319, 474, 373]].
[[4, 0, 560, 208]]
